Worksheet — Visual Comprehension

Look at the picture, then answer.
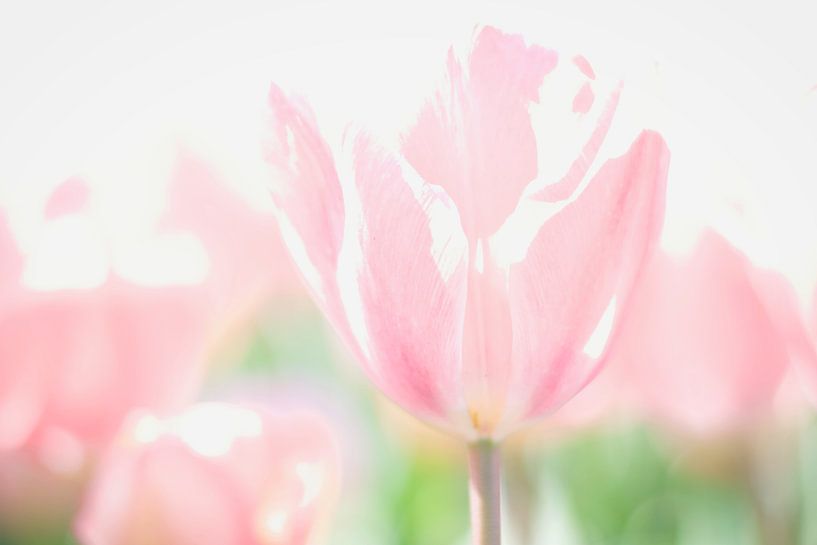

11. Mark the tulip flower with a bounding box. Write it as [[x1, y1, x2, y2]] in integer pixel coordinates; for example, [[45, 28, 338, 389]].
[[606, 230, 792, 436], [75, 403, 339, 545], [265, 26, 669, 544], [0, 180, 212, 456]]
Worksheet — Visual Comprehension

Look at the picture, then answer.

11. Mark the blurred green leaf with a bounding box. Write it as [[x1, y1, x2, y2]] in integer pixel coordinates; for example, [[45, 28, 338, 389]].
[[546, 425, 673, 544], [391, 452, 468, 545], [537, 424, 762, 545], [242, 305, 334, 374]]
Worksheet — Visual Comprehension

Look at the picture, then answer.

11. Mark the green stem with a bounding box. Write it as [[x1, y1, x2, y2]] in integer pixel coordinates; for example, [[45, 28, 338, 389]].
[[468, 439, 502, 545]]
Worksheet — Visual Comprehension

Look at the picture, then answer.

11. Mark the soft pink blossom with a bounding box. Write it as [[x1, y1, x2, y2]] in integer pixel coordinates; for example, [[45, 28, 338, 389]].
[[786, 277, 817, 405], [0, 211, 22, 305], [0, 281, 211, 453], [265, 26, 670, 439], [43, 177, 90, 219], [161, 152, 304, 321], [605, 231, 793, 436], [76, 403, 339, 545], [0, 181, 212, 454]]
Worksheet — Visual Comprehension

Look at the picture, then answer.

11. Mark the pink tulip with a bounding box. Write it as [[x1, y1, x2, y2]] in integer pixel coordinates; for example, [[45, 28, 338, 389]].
[[265, 26, 669, 544], [0, 181, 212, 455], [605, 230, 793, 436], [75, 403, 339, 545], [264, 26, 670, 441]]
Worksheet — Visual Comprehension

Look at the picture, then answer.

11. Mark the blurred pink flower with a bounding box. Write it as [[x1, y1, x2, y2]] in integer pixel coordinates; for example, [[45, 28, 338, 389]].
[[265, 26, 670, 439], [0, 211, 22, 303], [43, 177, 90, 219], [606, 231, 794, 436], [789, 277, 817, 405], [0, 281, 211, 453], [0, 151, 311, 455], [76, 403, 339, 545], [0, 181, 212, 455], [162, 152, 304, 322]]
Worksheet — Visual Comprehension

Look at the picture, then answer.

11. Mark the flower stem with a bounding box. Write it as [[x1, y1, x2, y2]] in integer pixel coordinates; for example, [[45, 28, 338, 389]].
[[468, 439, 502, 545]]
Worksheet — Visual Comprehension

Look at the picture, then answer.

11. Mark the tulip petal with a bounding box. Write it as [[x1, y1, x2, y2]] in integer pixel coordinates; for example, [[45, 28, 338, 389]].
[[750, 270, 817, 403], [401, 26, 558, 238], [162, 152, 301, 312], [0, 214, 36, 449], [265, 85, 377, 373], [751, 267, 817, 371], [265, 84, 345, 311], [3, 281, 209, 448], [338, 132, 468, 423], [504, 130, 669, 428], [44, 177, 90, 219], [459, 244, 515, 435], [66, 283, 207, 444], [609, 232, 790, 435], [0, 316, 43, 450], [0, 211, 21, 294]]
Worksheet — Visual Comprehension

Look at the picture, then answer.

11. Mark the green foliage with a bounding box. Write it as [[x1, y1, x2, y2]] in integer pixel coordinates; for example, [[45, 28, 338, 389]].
[[391, 453, 469, 545], [236, 304, 335, 375], [538, 424, 760, 545], [546, 425, 675, 544]]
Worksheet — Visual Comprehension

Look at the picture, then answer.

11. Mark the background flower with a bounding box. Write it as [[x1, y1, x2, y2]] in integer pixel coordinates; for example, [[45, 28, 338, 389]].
[[606, 230, 793, 436], [75, 403, 340, 545], [0, 179, 214, 456]]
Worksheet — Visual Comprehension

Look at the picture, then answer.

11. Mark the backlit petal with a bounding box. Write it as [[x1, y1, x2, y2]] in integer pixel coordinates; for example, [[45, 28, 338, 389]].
[[265, 84, 344, 310], [401, 26, 558, 239], [503, 131, 669, 430], [338, 132, 468, 423]]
